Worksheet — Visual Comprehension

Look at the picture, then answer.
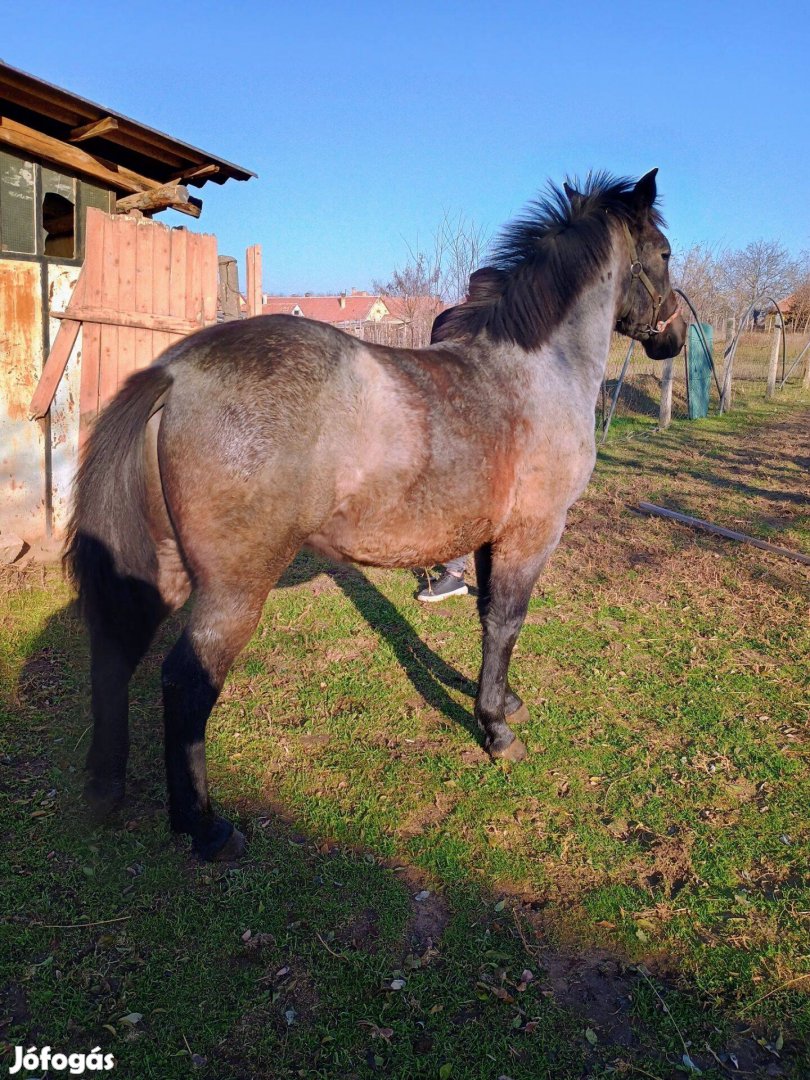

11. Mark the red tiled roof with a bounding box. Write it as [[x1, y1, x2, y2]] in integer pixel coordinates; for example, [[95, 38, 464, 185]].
[[261, 294, 384, 324], [381, 294, 445, 323]]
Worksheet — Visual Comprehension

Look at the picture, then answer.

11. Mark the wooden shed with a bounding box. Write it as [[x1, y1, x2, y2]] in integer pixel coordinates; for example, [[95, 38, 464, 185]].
[[0, 62, 255, 553]]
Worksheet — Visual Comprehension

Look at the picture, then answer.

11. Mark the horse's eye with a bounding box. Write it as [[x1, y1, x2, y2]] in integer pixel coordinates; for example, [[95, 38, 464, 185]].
[[662, 251, 671, 262]]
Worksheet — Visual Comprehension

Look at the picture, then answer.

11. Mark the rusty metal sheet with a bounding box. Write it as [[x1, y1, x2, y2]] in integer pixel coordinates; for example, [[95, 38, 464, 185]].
[[0, 259, 45, 540], [48, 263, 82, 534]]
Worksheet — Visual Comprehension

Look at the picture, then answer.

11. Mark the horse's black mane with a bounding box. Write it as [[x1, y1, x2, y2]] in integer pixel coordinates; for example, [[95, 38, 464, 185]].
[[432, 172, 664, 351]]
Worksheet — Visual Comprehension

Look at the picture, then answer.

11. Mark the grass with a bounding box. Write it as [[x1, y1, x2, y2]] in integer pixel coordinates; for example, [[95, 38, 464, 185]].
[[1, 395, 808, 1078]]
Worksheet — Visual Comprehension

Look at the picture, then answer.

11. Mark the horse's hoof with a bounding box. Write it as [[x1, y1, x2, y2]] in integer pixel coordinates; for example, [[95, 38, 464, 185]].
[[211, 827, 247, 862], [84, 776, 125, 820], [488, 736, 528, 763], [192, 819, 247, 862], [505, 702, 530, 725]]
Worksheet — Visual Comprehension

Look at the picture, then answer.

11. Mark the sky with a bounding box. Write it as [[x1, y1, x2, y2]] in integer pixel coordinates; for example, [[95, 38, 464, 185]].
[[2, 1, 808, 294]]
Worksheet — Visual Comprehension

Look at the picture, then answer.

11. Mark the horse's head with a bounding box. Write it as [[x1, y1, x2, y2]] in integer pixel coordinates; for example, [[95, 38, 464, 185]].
[[605, 169, 687, 360]]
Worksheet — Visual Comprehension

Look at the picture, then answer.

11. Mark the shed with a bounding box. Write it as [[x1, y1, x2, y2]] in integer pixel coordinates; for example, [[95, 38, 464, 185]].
[[0, 63, 255, 553]]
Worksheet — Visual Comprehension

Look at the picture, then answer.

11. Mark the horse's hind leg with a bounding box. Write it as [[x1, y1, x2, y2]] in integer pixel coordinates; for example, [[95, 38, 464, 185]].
[[85, 585, 167, 816], [474, 539, 554, 761], [161, 582, 271, 861]]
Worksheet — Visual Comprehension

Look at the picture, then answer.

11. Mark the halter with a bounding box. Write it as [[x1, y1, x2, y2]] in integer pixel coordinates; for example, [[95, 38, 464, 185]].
[[619, 220, 678, 337]]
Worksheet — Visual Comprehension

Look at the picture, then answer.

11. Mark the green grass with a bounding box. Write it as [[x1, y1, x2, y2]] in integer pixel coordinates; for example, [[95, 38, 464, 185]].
[[1, 397, 808, 1078]]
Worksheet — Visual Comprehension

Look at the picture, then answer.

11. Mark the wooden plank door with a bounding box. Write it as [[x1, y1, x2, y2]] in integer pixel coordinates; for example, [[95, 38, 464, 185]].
[[41, 208, 219, 444]]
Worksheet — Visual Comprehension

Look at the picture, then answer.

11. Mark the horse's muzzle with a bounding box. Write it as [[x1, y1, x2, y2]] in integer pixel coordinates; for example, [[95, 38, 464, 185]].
[[642, 310, 687, 361]]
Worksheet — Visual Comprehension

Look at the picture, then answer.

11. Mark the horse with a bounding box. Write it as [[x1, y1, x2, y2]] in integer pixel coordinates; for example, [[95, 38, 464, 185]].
[[65, 169, 686, 861]]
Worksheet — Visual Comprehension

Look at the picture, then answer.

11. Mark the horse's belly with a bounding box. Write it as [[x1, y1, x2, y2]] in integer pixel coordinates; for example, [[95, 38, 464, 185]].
[[306, 500, 494, 569]]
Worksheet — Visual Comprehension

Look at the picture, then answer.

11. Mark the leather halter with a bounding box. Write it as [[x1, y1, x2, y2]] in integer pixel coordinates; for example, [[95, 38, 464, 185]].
[[619, 220, 677, 337]]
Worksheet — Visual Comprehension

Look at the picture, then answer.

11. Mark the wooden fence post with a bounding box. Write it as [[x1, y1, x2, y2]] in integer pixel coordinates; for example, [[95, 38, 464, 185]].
[[246, 244, 262, 318], [217, 256, 240, 321], [804, 346, 810, 391], [765, 321, 782, 399], [659, 355, 674, 429], [720, 349, 734, 412]]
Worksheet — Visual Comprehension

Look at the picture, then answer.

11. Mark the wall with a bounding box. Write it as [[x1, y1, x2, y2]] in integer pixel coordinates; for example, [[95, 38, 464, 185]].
[[0, 258, 46, 539]]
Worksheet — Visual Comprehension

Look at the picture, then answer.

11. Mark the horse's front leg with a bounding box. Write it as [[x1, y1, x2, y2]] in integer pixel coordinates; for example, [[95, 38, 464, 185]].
[[474, 544, 530, 727], [473, 541, 550, 761]]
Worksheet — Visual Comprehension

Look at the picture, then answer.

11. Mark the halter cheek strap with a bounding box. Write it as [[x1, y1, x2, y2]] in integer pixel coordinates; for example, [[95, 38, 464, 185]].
[[620, 221, 674, 335]]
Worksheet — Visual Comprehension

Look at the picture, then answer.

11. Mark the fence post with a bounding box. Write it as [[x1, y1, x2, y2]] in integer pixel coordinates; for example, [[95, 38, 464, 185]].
[[804, 347, 810, 390], [659, 355, 674, 429], [246, 244, 262, 318], [766, 321, 782, 399], [217, 256, 240, 321], [720, 348, 734, 412]]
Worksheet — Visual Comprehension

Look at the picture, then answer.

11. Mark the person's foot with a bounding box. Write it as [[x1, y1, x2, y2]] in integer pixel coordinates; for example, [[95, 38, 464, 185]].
[[417, 572, 469, 602]]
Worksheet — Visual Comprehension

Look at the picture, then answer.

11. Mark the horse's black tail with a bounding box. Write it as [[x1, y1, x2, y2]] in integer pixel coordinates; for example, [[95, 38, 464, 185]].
[[64, 363, 174, 659]]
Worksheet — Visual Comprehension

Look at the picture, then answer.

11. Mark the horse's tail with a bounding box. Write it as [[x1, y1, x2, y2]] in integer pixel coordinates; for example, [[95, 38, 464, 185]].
[[64, 363, 174, 655]]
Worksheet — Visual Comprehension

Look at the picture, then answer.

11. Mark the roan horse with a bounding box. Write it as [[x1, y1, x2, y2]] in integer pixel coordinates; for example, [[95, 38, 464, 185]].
[[66, 169, 686, 861]]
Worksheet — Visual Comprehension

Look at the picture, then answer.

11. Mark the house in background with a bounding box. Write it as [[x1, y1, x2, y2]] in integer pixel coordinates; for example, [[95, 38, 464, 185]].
[[381, 293, 446, 346], [776, 290, 810, 333], [262, 288, 389, 334], [0, 61, 254, 553], [262, 288, 446, 345]]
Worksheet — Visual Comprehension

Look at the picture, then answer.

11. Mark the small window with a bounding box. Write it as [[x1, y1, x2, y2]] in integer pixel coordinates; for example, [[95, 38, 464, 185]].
[[41, 168, 76, 258], [76, 181, 112, 258], [0, 150, 36, 254]]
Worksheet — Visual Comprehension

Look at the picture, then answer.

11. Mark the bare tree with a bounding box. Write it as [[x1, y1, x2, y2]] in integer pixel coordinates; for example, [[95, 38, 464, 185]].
[[436, 210, 490, 304], [374, 250, 443, 347], [719, 239, 804, 318], [375, 211, 490, 346], [671, 242, 728, 325]]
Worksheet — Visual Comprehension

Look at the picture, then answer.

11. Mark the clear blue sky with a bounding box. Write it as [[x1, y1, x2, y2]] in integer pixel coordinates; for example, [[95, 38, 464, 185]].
[[3, 1, 808, 293]]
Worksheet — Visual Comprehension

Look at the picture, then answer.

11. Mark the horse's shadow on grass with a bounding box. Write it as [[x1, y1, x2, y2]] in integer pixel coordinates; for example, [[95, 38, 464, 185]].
[[5, 569, 806, 1078], [2, 602, 656, 1074], [278, 552, 480, 740], [15, 551, 483, 777]]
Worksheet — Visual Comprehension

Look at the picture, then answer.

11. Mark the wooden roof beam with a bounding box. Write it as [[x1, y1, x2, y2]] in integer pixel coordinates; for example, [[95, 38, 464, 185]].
[[0, 75, 84, 125], [0, 115, 160, 194], [92, 121, 190, 167], [69, 116, 119, 143], [170, 163, 220, 185], [116, 184, 202, 218]]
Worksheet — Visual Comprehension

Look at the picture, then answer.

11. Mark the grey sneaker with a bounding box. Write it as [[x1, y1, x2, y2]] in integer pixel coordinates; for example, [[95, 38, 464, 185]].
[[417, 572, 469, 602]]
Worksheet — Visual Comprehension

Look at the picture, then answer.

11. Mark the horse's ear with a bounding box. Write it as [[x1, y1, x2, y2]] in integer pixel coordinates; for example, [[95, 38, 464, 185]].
[[632, 168, 658, 209]]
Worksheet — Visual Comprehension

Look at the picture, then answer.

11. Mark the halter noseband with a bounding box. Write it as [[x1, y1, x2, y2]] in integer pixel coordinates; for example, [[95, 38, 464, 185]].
[[619, 220, 677, 337]]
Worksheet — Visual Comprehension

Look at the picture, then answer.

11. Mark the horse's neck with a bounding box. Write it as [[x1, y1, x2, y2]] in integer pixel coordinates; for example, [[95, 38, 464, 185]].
[[541, 243, 625, 395]]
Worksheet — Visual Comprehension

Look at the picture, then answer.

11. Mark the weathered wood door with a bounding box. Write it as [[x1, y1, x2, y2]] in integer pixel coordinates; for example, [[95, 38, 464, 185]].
[[31, 208, 218, 445]]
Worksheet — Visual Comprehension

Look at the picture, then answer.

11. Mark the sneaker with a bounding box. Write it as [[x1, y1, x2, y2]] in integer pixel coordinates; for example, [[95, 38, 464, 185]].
[[417, 572, 469, 602]]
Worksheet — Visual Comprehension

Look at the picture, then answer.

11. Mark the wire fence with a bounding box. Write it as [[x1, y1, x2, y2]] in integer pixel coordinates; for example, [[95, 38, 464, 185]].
[[597, 326, 810, 442]]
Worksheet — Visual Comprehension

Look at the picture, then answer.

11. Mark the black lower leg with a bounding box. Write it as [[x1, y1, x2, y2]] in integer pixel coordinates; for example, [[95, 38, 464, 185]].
[[474, 548, 539, 759], [84, 615, 159, 815], [161, 630, 240, 860], [476, 619, 526, 757]]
